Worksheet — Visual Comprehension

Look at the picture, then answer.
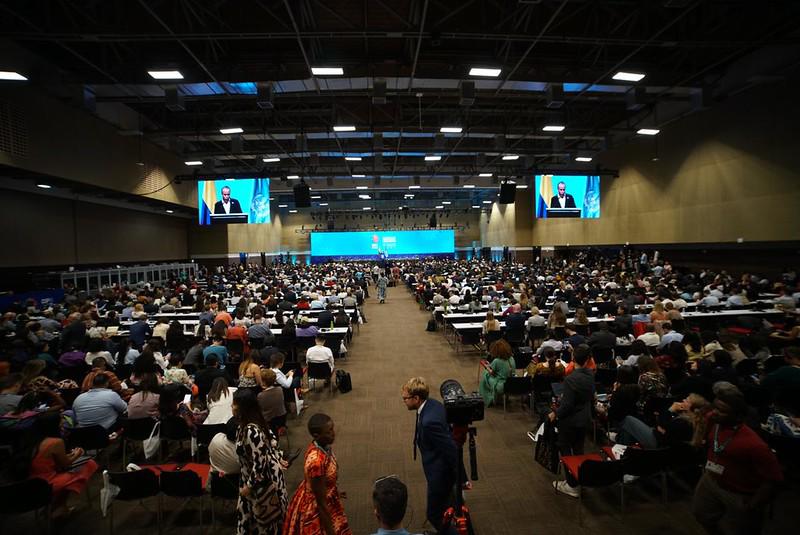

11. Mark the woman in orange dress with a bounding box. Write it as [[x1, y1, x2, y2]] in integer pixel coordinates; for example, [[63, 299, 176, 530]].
[[283, 413, 351, 535], [28, 412, 98, 511]]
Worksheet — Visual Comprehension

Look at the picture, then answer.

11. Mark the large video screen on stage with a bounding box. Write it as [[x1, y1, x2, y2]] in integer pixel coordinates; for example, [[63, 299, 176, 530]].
[[534, 174, 600, 219], [311, 230, 455, 258], [197, 178, 271, 225]]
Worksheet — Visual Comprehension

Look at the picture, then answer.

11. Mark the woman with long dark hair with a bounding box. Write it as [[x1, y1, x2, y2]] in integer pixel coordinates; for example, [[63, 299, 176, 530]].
[[233, 391, 288, 535], [206, 376, 237, 425]]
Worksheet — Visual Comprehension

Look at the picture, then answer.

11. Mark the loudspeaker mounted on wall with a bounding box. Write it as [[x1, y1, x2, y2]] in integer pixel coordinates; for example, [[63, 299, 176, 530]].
[[293, 180, 311, 208]]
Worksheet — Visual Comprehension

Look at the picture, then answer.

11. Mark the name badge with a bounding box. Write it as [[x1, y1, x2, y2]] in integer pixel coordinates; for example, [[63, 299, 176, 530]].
[[705, 460, 725, 475]]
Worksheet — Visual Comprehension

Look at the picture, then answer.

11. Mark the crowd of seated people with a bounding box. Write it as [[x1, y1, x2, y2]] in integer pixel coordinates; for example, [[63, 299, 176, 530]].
[[0, 261, 379, 522], [0, 252, 797, 532]]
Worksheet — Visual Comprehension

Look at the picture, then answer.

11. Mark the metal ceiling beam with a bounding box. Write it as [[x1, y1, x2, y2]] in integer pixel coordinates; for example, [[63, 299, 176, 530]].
[[283, 0, 321, 95], [407, 0, 430, 94]]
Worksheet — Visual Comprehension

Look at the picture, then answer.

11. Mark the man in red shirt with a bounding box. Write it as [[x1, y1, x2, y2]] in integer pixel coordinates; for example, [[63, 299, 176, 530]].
[[692, 383, 783, 535]]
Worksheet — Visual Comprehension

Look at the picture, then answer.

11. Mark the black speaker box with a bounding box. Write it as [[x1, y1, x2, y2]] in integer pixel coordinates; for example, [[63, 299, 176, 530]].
[[293, 183, 311, 207], [499, 183, 516, 204]]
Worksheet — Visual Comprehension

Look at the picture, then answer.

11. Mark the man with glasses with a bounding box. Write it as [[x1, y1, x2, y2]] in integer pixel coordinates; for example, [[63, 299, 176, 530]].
[[402, 377, 457, 534], [371, 476, 422, 535]]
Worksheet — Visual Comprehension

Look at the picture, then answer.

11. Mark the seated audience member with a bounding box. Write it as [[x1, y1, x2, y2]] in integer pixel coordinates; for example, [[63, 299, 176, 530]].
[[636, 324, 661, 348], [478, 339, 516, 407], [526, 346, 566, 381], [126, 373, 161, 419], [152, 317, 170, 341], [159, 383, 198, 432], [247, 313, 272, 342], [295, 317, 319, 338], [370, 476, 421, 535], [203, 336, 229, 367], [334, 309, 351, 328], [617, 339, 649, 368], [126, 350, 162, 388], [683, 331, 705, 361], [83, 337, 115, 368], [587, 321, 616, 350], [613, 305, 633, 335], [317, 305, 335, 328], [128, 314, 152, 349], [537, 330, 564, 355], [306, 335, 335, 377], [73, 374, 127, 430], [760, 346, 800, 412], [164, 353, 193, 387], [205, 376, 237, 425], [271, 352, 302, 390], [692, 383, 783, 535], [257, 368, 287, 431], [165, 320, 186, 354], [237, 351, 263, 393], [25, 412, 99, 514], [482, 312, 501, 335], [194, 355, 227, 400], [116, 338, 140, 366], [184, 339, 206, 368], [615, 393, 710, 449], [0, 373, 24, 415], [600, 365, 640, 428], [657, 322, 683, 349], [208, 417, 241, 475], [636, 355, 668, 412], [81, 357, 131, 401]]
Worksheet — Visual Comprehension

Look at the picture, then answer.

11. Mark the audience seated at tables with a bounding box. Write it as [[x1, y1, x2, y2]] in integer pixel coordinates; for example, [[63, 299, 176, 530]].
[[73, 373, 127, 431], [126, 372, 160, 419], [81, 357, 132, 400], [295, 317, 319, 337]]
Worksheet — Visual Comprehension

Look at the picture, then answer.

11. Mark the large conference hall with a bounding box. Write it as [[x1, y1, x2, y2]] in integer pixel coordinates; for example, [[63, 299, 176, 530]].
[[0, 2, 798, 535]]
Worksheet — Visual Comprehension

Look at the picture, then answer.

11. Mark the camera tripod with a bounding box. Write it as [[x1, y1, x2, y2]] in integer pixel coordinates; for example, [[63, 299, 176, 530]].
[[442, 426, 477, 535]]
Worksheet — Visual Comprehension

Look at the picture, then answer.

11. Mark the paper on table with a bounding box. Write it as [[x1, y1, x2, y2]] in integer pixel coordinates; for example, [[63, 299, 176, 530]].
[[611, 444, 628, 460]]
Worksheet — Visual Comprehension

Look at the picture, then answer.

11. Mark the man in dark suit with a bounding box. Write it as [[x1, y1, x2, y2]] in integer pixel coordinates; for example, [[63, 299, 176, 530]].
[[213, 185, 243, 214], [403, 377, 458, 534], [549, 181, 576, 208]]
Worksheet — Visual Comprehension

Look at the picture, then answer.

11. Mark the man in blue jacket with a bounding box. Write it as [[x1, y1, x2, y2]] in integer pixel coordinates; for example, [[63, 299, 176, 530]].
[[402, 377, 458, 534]]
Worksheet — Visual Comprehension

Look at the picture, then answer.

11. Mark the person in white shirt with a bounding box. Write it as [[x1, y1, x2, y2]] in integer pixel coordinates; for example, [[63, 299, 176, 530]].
[[448, 292, 461, 306], [636, 324, 661, 347], [306, 335, 335, 376], [208, 418, 241, 475]]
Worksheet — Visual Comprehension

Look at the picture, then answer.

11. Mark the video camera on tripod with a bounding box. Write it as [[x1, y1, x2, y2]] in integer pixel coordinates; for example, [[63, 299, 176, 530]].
[[440, 379, 484, 425]]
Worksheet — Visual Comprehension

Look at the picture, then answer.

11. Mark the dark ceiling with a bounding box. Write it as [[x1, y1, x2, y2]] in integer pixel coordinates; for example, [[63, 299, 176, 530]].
[[2, 0, 800, 192]]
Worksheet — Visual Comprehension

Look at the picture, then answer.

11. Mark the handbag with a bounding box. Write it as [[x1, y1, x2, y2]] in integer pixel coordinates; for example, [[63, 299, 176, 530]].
[[534, 420, 560, 474], [142, 420, 161, 460]]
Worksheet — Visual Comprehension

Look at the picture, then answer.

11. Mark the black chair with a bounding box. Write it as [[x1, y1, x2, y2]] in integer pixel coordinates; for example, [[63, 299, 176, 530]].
[[573, 324, 590, 336], [529, 325, 547, 348], [225, 338, 245, 360], [208, 471, 239, 526], [559, 455, 624, 525], [104, 469, 161, 535], [503, 376, 534, 415], [0, 478, 53, 534], [159, 469, 205, 529], [249, 338, 265, 350], [307, 362, 334, 393], [594, 368, 617, 391], [275, 334, 296, 361], [67, 424, 110, 453], [504, 327, 525, 348], [592, 347, 615, 367], [195, 423, 227, 461], [119, 417, 157, 468], [484, 330, 503, 350], [514, 346, 534, 371], [295, 336, 316, 355], [159, 416, 192, 460], [620, 447, 672, 505]]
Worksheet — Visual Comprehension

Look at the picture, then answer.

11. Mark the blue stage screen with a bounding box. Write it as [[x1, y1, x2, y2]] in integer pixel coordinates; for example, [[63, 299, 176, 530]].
[[197, 178, 270, 225], [534, 174, 600, 219], [311, 230, 455, 259]]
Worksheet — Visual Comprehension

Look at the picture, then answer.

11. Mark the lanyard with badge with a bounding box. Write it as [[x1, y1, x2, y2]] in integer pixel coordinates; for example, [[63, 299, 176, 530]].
[[705, 424, 739, 476]]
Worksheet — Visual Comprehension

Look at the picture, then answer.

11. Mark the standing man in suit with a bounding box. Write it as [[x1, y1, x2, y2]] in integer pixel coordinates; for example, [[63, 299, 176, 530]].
[[402, 377, 457, 534], [550, 181, 576, 208], [213, 185, 243, 214]]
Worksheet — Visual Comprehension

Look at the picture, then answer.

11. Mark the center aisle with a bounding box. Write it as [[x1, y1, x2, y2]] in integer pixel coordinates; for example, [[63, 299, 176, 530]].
[[282, 285, 704, 535]]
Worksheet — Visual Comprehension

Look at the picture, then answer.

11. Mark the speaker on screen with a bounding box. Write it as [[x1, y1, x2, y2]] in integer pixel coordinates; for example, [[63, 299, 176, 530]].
[[293, 182, 311, 208], [499, 183, 516, 204]]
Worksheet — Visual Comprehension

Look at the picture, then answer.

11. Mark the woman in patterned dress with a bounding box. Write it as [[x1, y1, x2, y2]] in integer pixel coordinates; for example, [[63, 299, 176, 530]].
[[283, 413, 352, 535], [233, 391, 288, 535]]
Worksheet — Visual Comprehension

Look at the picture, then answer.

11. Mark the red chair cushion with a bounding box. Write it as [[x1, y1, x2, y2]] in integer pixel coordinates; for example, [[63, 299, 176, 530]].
[[727, 327, 752, 335], [561, 453, 603, 480]]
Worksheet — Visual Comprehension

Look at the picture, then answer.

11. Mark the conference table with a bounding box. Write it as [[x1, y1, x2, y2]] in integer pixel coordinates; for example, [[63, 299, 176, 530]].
[[446, 308, 787, 353]]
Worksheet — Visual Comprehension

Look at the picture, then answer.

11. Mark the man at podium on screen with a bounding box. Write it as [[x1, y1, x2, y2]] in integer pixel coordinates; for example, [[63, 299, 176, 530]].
[[214, 185, 243, 214], [550, 181, 576, 208]]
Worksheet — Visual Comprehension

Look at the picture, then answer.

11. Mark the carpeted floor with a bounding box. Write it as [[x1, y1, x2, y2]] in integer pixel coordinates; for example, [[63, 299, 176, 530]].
[[10, 284, 795, 534]]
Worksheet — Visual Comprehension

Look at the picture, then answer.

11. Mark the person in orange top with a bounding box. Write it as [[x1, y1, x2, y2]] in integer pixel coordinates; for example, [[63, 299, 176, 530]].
[[216, 308, 233, 327], [284, 413, 351, 535], [226, 323, 250, 357]]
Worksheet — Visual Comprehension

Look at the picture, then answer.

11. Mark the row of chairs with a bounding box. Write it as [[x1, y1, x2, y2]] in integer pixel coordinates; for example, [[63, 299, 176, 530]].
[[559, 443, 703, 524]]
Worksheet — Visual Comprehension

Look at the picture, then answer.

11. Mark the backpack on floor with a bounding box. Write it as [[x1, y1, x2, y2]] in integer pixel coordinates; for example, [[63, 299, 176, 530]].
[[426, 319, 437, 332], [336, 370, 352, 394]]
